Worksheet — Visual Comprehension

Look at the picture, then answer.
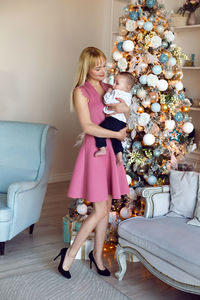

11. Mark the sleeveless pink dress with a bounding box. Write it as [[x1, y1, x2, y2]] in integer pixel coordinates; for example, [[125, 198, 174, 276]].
[[67, 80, 129, 202]]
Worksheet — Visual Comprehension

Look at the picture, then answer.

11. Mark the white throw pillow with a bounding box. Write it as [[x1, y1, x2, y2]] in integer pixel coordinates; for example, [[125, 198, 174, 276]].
[[187, 174, 200, 226], [168, 170, 199, 218]]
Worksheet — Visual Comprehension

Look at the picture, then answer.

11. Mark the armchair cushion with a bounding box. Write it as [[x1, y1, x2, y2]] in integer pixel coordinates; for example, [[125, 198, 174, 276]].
[[118, 216, 200, 280], [0, 194, 11, 222], [187, 175, 200, 226], [169, 170, 199, 218]]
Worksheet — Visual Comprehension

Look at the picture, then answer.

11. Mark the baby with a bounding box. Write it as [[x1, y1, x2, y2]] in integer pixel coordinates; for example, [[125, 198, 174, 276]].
[[95, 72, 134, 164]]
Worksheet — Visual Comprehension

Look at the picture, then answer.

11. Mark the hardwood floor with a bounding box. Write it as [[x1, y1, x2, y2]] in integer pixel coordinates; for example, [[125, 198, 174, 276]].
[[0, 182, 199, 300]]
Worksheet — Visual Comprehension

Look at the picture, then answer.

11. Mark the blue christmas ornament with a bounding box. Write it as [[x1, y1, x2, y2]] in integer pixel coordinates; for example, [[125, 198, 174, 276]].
[[159, 54, 169, 64], [144, 22, 153, 31], [174, 112, 183, 122], [151, 103, 161, 112], [162, 41, 168, 48], [179, 93, 185, 100], [130, 11, 139, 21], [123, 6, 129, 15], [149, 15, 155, 22], [169, 128, 182, 142], [148, 175, 157, 185], [132, 84, 140, 95], [132, 141, 142, 150], [117, 42, 123, 52], [153, 149, 161, 157], [139, 75, 147, 85], [146, 0, 156, 8], [152, 65, 162, 75]]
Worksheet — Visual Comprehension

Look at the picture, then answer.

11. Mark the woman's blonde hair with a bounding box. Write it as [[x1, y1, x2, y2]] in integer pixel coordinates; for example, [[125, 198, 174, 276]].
[[70, 47, 106, 111]]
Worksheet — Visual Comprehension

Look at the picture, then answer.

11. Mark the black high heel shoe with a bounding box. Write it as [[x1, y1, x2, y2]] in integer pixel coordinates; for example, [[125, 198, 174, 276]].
[[89, 251, 110, 276], [53, 248, 71, 279]]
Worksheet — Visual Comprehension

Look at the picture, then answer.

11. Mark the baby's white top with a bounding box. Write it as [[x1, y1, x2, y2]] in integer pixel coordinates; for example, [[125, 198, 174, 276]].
[[103, 89, 132, 123]]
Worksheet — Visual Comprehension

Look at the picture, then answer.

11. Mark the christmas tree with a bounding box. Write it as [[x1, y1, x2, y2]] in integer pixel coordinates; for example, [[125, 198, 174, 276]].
[[107, 0, 195, 191]]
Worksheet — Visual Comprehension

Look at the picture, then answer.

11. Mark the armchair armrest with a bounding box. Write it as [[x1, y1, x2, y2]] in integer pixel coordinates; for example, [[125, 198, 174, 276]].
[[7, 181, 39, 208], [142, 185, 170, 218]]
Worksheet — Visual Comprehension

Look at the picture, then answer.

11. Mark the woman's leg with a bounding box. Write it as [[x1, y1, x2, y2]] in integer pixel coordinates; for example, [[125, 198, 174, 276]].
[[62, 200, 108, 271], [93, 195, 112, 270]]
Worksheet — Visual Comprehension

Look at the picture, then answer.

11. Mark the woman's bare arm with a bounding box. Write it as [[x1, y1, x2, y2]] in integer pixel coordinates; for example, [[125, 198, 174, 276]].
[[73, 88, 126, 141]]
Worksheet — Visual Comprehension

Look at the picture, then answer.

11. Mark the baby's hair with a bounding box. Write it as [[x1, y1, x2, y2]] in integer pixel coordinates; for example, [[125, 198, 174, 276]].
[[119, 72, 135, 88]]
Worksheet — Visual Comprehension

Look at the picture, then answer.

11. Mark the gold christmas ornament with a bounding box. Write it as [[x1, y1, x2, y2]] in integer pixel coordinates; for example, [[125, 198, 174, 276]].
[[161, 104, 169, 112], [109, 68, 115, 74], [119, 26, 128, 36], [181, 106, 190, 113], [137, 106, 145, 113], [137, 125, 144, 131], [149, 92, 158, 102]]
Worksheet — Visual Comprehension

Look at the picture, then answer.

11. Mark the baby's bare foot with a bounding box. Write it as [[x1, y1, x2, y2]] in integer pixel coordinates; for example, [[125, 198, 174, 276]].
[[94, 147, 106, 157]]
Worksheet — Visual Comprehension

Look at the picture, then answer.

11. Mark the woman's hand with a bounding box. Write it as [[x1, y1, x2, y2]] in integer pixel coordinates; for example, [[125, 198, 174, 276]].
[[116, 127, 127, 141], [106, 97, 130, 121]]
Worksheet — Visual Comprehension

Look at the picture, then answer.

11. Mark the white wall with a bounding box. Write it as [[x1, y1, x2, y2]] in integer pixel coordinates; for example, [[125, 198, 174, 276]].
[[0, 0, 108, 182]]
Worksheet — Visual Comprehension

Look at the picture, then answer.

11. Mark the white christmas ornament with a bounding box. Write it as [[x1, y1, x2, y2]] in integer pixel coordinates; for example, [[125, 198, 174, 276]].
[[147, 74, 159, 87], [126, 19, 137, 32], [137, 20, 144, 28], [165, 70, 174, 79], [77, 203, 88, 215], [112, 51, 123, 61], [123, 40, 134, 52], [151, 35, 162, 49], [156, 25, 164, 33], [118, 58, 128, 70], [143, 133, 155, 145], [164, 30, 175, 42], [120, 207, 132, 219], [142, 98, 151, 107], [158, 79, 168, 91], [126, 174, 132, 185], [183, 122, 194, 134], [116, 36, 124, 43], [129, 188, 137, 200], [165, 120, 175, 131], [138, 113, 150, 126], [175, 81, 183, 91], [137, 88, 147, 99]]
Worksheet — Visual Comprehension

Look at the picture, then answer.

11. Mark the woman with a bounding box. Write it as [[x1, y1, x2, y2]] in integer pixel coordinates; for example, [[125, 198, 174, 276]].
[[54, 47, 130, 279]]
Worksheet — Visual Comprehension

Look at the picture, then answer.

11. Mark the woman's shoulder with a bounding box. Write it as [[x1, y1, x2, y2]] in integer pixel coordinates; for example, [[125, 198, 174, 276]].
[[74, 83, 89, 99]]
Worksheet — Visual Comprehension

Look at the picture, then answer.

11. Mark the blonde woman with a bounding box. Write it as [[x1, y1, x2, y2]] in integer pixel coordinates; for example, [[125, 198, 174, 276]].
[[54, 47, 130, 279]]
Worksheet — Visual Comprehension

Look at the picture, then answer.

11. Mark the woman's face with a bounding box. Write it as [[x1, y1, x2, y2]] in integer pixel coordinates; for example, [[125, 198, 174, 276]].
[[88, 59, 106, 81]]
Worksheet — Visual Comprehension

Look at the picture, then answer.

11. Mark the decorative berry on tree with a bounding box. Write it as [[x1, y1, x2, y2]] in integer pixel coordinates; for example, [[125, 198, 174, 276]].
[[107, 0, 196, 188]]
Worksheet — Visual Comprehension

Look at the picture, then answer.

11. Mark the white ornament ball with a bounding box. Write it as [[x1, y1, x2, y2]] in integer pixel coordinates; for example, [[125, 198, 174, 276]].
[[147, 74, 159, 87], [116, 35, 124, 43], [175, 81, 183, 91], [165, 70, 174, 79], [126, 174, 132, 185], [138, 113, 150, 126], [142, 98, 151, 107], [143, 133, 155, 146], [120, 207, 132, 219], [123, 40, 134, 52], [113, 51, 123, 61], [165, 120, 175, 131], [77, 203, 88, 215], [129, 188, 137, 200], [183, 122, 194, 134], [156, 25, 164, 33], [158, 79, 168, 91], [137, 88, 147, 99]]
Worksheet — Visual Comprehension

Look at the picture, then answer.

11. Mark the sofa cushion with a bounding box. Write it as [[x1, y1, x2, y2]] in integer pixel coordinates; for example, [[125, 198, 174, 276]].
[[188, 174, 200, 226], [0, 193, 11, 222], [169, 170, 199, 218], [118, 216, 200, 280]]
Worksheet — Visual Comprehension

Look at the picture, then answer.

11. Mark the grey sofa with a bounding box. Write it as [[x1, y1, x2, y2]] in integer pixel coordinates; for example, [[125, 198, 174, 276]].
[[115, 185, 200, 295]]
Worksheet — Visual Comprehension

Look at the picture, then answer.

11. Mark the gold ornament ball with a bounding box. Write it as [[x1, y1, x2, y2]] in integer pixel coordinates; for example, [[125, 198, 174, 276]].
[[109, 68, 115, 74], [119, 26, 128, 36], [149, 92, 158, 101], [181, 106, 190, 113], [161, 104, 168, 112], [137, 125, 144, 131], [137, 106, 145, 113]]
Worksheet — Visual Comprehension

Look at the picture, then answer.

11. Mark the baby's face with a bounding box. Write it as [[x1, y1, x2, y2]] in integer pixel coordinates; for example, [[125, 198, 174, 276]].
[[113, 75, 130, 92]]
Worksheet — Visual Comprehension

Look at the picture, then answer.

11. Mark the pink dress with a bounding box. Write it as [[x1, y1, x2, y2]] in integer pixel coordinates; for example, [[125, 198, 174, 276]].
[[67, 80, 129, 202]]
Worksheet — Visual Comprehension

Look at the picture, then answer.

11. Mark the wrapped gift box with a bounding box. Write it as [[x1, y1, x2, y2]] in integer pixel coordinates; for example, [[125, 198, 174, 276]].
[[63, 215, 83, 244], [70, 231, 94, 260]]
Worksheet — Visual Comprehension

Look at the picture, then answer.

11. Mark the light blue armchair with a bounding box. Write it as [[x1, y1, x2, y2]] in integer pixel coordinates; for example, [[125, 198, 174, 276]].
[[0, 121, 57, 255]]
